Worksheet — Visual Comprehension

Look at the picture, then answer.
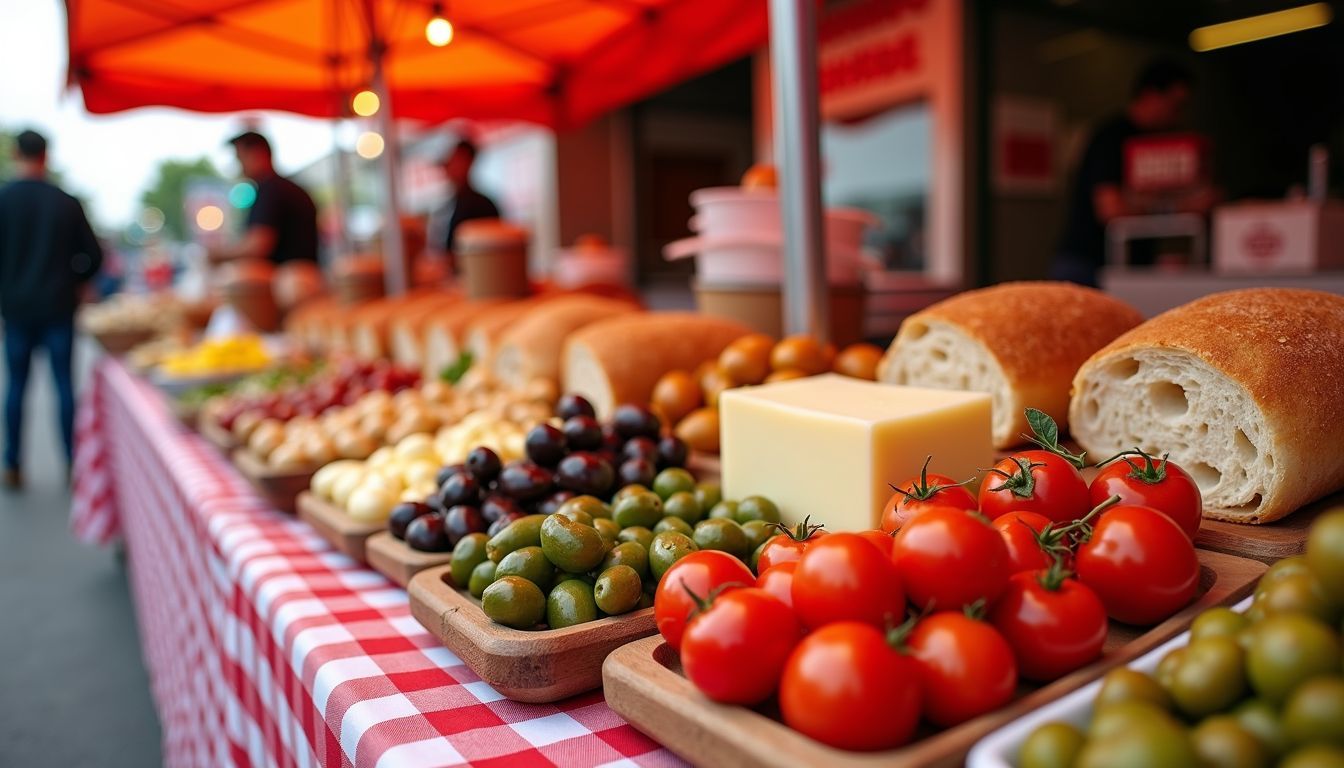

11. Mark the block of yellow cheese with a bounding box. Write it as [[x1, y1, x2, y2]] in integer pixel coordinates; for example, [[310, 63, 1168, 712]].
[[720, 374, 993, 531]]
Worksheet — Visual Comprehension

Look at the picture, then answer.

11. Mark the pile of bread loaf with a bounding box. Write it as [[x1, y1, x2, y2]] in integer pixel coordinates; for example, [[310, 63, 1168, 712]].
[[878, 282, 1344, 526]]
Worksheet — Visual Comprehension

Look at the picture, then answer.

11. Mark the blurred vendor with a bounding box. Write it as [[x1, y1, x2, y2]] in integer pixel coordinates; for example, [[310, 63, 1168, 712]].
[[428, 139, 499, 263], [1052, 58, 1213, 286], [209, 131, 318, 266]]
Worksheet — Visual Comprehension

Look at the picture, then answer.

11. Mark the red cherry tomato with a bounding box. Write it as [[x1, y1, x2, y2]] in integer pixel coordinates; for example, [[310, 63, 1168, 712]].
[[654, 551, 755, 650], [755, 519, 826, 574], [779, 622, 922, 751], [906, 612, 1017, 726], [857, 529, 896, 557], [892, 508, 1011, 612], [992, 511, 1055, 574], [1076, 505, 1200, 626], [681, 587, 802, 705], [989, 569, 1108, 681], [1089, 454, 1203, 540], [881, 459, 978, 533], [755, 561, 796, 609], [792, 533, 905, 630], [979, 450, 1090, 524]]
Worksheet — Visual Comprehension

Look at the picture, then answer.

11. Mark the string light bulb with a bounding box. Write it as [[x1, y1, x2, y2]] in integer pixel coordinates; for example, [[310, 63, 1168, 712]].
[[356, 131, 385, 159], [426, 2, 454, 47], [352, 89, 380, 117]]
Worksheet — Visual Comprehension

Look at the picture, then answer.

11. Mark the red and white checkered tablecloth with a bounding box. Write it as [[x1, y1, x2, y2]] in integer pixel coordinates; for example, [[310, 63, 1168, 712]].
[[70, 357, 683, 768]]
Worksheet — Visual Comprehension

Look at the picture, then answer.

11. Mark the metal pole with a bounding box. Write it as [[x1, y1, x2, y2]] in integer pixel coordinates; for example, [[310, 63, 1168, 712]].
[[768, 0, 829, 341], [329, 121, 353, 261], [365, 21, 407, 295]]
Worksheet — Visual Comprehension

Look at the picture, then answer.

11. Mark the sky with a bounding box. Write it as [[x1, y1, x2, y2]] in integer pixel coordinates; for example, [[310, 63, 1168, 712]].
[[0, 0, 337, 230]]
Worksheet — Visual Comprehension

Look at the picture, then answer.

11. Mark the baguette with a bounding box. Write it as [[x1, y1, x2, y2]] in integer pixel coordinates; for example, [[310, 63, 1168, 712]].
[[463, 296, 561, 371], [563, 312, 752, 418], [877, 281, 1143, 448], [351, 291, 455, 361], [493, 296, 640, 389], [421, 298, 513, 380], [1069, 288, 1344, 524], [390, 293, 461, 368]]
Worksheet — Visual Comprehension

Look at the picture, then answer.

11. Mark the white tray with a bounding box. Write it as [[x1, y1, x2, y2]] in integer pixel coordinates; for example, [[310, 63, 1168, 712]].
[[967, 596, 1254, 768]]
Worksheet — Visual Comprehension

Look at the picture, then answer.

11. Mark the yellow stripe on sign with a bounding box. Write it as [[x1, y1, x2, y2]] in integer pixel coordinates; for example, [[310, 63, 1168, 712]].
[[1190, 3, 1333, 52]]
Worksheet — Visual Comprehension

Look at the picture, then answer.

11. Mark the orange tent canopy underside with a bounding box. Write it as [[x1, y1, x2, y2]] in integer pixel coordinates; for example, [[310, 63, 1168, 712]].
[[66, 0, 770, 129]]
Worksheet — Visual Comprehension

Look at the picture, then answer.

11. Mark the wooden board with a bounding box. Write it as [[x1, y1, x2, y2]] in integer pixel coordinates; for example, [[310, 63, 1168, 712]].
[[366, 531, 452, 588], [602, 548, 1266, 768], [90, 328, 156, 356], [231, 449, 316, 514], [1195, 490, 1340, 564], [197, 409, 238, 453], [296, 491, 383, 563], [408, 564, 657, 703]]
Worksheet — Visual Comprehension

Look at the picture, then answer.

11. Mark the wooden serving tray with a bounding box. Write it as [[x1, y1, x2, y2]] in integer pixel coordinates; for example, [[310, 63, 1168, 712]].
[[295, 491, 383, 563], [231, 449, 316, 514], [366, 531, 452, 588], [196, 409, 238, 453], [1195, 490, 1340, 564], [603, 548, 1266, 768], [408, 564, 657, 703]]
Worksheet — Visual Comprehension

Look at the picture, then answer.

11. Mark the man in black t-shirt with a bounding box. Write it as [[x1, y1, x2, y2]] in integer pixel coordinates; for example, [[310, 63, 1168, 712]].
[[428, 139, 499, 261], [1052, 58, 1197, 286], [0, 130, 102, 488], [209, 131, 318, 266]]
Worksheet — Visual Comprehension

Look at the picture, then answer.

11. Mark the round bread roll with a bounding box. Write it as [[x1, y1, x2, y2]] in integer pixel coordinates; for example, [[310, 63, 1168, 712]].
[[1069, 288, 1344, 525], [877, 281, 1143, 448]]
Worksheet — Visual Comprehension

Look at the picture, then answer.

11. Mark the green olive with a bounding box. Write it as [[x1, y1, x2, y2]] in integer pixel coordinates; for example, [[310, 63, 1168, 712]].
[[595, 564, 643, 615], [1235, 698, 1290, 757], [1192, 607, 1252, 643], [652, 467, 696, 500], [612, 484, 649, 504], [693, 518, 749, 558], [617, 526, 654, 550], [1280, 745, 1344, 768], [554, 506, 594, 527], [694, 482, 722, 513], [555, 571, 595, 585], [1258, 556, 1315, 596], [467, 559, 497, 598], [1170, 636, 1248, 718], [486, 514, 547, 562], [740, 519, 777, 555], [637, 591, 655, 609], [654, 516, 694, 537], [1156, 647, 1187, 691], [1079, 706, 1198, 768], [495, 546, 554, 592], [1255, 572, 1341, 625], [449, 532, 490, 588], [707, 500, 738, 520], [1090, 700, 1178, 742], [558, 494, 610, 521], [1283, 676, 1344, 748], [1307, 509, 1344, 606], [649, 531, 699, 582], [613, 491, 663, 529], [1019, 722, 1085, 768], [1192, 716, 1272, 768], [1095, 667, 1172, 712], [481, 575, 545, 629], [540, 513, 606, 573], [601, 541, 651, 580], [735, 496, 781, 524], [663, 491, 703, 525], [546, 579, 599, 629], [1246, 614, 1342, 704], [593, 517, 621, 547]]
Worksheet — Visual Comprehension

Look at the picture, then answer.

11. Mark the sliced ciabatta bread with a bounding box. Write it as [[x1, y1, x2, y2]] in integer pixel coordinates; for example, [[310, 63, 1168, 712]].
[[877, 281, 1143, 448], [493, 295, 640, 389], [563, 313, 751, 419], [1070, 287, 1344, 524]]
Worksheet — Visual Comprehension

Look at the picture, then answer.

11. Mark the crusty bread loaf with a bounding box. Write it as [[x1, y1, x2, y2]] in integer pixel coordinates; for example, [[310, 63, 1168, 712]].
[[421, 298, 512, 379], [493, 296, 640, 389], [563, 313, 752, 418], [877, 281, 1143, 448], [283, 295, 339, 352], [463, 297, 559, 371], [350, 291, 450, 361], [1069, 288, 1344, 524], [390, 293, 461, 368]]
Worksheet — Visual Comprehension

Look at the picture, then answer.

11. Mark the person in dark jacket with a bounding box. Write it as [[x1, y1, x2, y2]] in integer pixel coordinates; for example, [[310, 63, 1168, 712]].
[[0, 129, 102, 488], [429, 139, 500, 261], [208, 131, 319, 266]]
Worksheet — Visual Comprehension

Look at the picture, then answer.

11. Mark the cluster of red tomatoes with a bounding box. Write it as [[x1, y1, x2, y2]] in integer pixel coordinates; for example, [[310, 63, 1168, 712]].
[[651, 431, 1208, 752]]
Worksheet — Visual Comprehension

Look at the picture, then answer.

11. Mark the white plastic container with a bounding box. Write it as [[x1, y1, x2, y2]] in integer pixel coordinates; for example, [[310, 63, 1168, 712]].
[[663, 187, 876, 285], [966, 596, 1254, 768], [552, 245, 629, 288]]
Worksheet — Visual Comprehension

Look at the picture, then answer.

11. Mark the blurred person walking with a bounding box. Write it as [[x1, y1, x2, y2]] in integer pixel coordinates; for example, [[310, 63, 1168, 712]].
[[0, 129, 103, 489]]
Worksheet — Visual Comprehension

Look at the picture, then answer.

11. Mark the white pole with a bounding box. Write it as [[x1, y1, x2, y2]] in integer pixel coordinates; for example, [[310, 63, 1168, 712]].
[[329, 120, 353, 261], [768, 0, 829, 341], [367, 33, 407, 294]]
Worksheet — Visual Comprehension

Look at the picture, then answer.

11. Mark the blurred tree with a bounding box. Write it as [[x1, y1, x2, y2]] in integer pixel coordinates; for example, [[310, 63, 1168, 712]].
[[140, 157, 222, 240], [0, 130, 15, 181]]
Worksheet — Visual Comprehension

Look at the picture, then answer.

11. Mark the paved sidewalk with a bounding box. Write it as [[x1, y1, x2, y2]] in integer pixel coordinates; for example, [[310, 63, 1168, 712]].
[[0, 337, 161, 767]]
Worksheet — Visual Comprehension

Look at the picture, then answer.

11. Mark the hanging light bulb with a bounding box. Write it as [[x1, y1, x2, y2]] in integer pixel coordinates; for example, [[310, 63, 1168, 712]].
[[425, 2, 454, 47], [356, 131, 385, 159], [352, 89, 380, 117]]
